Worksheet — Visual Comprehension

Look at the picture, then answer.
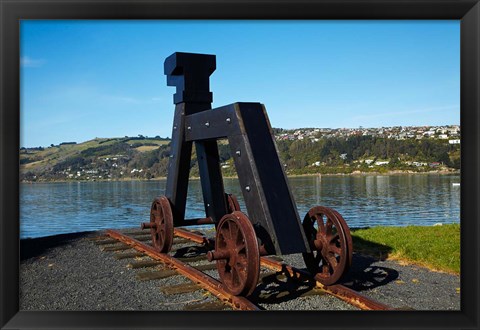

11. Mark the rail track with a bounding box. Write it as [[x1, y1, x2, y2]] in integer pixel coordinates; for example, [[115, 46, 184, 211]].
[[91, 228, 393, 311]]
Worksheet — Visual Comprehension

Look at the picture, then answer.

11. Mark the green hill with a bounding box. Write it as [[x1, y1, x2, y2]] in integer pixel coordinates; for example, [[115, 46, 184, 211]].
[[20, 131, 460, 182], [20, 137, 170, 182]]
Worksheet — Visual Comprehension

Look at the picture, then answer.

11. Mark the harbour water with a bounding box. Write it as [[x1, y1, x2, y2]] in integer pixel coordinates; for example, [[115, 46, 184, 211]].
[[20, 174, 460, 239]]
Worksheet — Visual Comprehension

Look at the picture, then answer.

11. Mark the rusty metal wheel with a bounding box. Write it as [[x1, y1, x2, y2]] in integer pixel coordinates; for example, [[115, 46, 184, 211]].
[[330, 208, 353, 268], [225, 193, 241, 213], [302, 206, 352, 286], [207, 211, 260, 296], [149, 196, 174, 253]]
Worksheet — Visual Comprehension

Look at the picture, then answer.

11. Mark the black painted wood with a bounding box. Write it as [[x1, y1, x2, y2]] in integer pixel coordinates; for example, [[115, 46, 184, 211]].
[[163, 53, 227, 226], [229, 103, 310, 255], [164, 52, 310, 254], [185, 104, 240, 141], [195, 140, 228, 223], [184, 100, 312, 254], [164, 103, 193, 225]]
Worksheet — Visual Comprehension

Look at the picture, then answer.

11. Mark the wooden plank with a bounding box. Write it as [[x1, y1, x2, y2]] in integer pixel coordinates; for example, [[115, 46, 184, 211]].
[[160, 283, 202, 295], [101, 245, 132, 252], [127, 260, 162, 269], [107, 229, 260, 310], [136, 269, 177, 281], [177, 255, 207, 263], [133, 236, 151, 242], [85, 235, 109, 241], [114, 252, 145, 260], [227, 103, 310, 255], [193, 264, 217, 271], [129, 232, 151, 237], [183, 301, 226, 311], [94, 239, 119, 245], [123, 231, 148, 236], [172, 238, 191, 245]]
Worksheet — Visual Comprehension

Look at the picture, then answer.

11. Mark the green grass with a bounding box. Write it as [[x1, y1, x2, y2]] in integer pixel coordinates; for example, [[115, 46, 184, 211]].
[[124, 139, 169, 146], [20, 138, 169, 172], [21, 139, 112, 171], [351, 224, 460, 274]]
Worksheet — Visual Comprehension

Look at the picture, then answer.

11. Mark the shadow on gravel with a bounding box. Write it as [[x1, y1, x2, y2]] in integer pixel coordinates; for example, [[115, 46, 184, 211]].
[[250, 236, 400, 305], [249, 254, 400, 305], [20, 231, 96, 261], [340, 254, 399, 292], [172, 245, 209, 258], [339, 236, 399, 292], [249, 272, 318, 306]]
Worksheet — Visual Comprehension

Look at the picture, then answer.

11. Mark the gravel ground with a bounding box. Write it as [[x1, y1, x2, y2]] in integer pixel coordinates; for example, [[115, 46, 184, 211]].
[[20, 228, 460, 311]]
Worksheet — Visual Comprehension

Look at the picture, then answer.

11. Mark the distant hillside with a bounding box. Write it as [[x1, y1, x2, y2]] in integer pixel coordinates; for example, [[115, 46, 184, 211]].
[[20, 128, 460, 182], [20, 136, 171, 182]]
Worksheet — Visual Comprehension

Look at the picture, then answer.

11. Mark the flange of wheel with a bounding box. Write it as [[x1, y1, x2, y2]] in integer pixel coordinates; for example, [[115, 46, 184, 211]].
[[147, 196, 174, 253], [207, 211, 260, 296], [302, 206, 352, 286], [329, 208, 353, 269], [225, 193, 241, 213]]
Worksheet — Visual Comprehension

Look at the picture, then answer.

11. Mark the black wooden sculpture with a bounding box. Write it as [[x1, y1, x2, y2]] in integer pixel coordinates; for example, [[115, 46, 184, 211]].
[[141, 52, 353, 296]]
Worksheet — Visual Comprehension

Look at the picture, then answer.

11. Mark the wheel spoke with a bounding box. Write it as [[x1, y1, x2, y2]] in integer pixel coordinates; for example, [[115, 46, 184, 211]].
[[232, 223, 240, 246], [231, 266, 241, 286], [316, 215, 325, 234], [325, 219, 333, 236], [218, 231, 228, 249], [326, 254, 338, 268], [237, 242, 246, 253], [329, 234, 340, 244], [236, 254, 247, 267], [225, 224, 234, 250], [229, 221, 238, 242], [322, 264, 330, 275], [235, 227, 243, 245], [238, 266, 246, 283], [224, 263, 233, 285], [330, 244, 342, 255]]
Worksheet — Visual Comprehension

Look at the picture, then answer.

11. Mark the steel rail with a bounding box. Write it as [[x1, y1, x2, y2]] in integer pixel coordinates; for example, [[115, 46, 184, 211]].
[[174, 228, 393, 311], [106, 229, 260, 311], [174, 228, 212, 245]]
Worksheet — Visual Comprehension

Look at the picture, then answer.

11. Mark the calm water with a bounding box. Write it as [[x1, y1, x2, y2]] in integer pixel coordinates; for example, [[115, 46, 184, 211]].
[[20, 174, 461, 239]]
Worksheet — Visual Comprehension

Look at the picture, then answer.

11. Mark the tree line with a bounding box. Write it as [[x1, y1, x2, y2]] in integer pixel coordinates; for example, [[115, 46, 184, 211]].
[[20, 136, 460, 182]]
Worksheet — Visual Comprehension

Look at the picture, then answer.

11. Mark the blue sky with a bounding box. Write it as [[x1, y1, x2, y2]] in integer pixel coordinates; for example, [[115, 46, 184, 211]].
[[21, 20, 460, 148]]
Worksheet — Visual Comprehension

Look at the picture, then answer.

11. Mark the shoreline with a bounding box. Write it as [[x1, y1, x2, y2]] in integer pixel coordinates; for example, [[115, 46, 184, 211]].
[[20, 222, 459, 241], [21, 169, 460, 184]]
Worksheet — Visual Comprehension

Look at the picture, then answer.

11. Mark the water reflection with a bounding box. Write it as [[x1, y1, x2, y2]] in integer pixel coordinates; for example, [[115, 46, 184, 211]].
[[20, 174, 460, 239]]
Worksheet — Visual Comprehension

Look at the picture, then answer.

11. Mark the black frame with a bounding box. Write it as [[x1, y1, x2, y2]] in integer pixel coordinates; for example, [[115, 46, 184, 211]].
[[1, 1, 478, 329]]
